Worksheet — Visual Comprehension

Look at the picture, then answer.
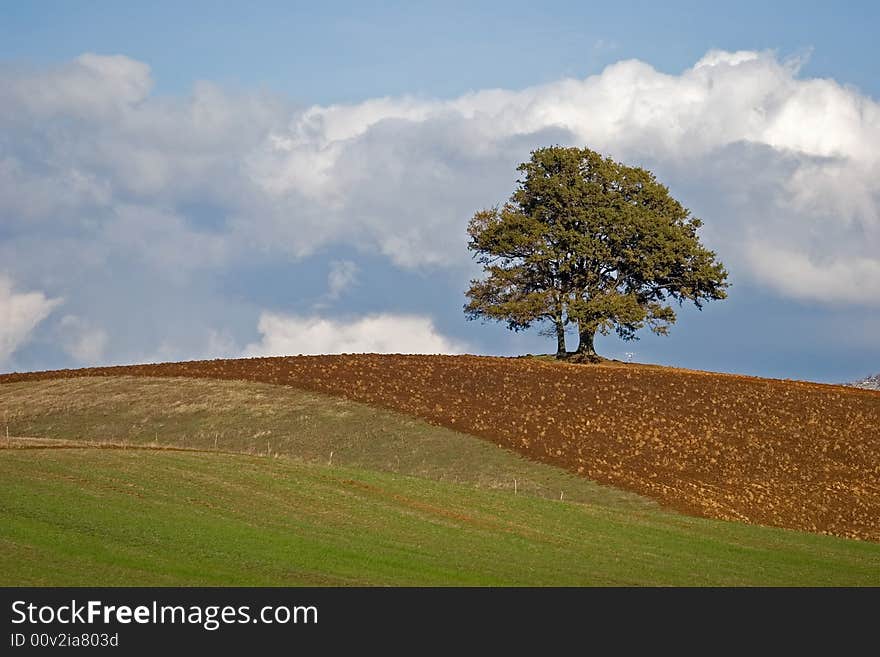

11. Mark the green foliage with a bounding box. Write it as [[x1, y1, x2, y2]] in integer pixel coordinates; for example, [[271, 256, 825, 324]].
[[465, 146, 729, 357]]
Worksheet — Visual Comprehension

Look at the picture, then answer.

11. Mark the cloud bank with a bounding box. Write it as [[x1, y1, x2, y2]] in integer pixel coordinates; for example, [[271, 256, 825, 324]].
[[1, 49, 878, 368]]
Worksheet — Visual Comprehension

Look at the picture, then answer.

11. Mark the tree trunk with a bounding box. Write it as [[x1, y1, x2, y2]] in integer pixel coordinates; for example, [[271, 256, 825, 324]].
[[574, 326, 600, 362], [554, 321, 567, 359]]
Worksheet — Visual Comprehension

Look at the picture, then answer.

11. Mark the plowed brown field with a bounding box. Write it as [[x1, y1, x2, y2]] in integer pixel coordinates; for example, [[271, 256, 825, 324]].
[[3, 355, 879, 541]]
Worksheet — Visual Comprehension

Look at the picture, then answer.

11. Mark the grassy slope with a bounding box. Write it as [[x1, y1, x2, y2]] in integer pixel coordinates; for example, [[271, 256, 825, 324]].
[[2, 376, 879, 586], [0, 376, 651, 508], [3, 449, 880, 586]]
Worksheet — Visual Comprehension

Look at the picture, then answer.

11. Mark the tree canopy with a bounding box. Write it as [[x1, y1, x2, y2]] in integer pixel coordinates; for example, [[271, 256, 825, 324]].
[[465, 146, 729, 360]]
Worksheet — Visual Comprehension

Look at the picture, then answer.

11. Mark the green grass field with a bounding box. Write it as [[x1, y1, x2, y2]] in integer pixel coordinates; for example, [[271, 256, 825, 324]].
[[4, 450, 880, 585], [2, 377, 879, 585]]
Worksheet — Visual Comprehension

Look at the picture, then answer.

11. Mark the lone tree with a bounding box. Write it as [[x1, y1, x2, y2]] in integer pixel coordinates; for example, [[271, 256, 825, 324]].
[[465, 146, 729, 361]]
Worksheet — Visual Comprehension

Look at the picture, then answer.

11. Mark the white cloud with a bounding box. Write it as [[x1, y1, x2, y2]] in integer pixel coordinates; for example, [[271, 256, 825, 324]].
[[5, 50, 878, 286], [59, 315, 108, 364], [746, 244, 880, 305], [0, 276, 61, 363], [1, 54, 152, 120], [244, 313, 466, 356], [326, 260, 358, 300]]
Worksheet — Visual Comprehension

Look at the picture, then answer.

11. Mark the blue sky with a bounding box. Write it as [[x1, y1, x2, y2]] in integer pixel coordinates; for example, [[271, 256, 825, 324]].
[[3, 1, 879, 101], [0, 2, 878, 382]]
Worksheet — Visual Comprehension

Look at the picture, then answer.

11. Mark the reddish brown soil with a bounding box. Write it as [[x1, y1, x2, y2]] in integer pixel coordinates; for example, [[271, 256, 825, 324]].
[[3, 355, 879, 541]]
